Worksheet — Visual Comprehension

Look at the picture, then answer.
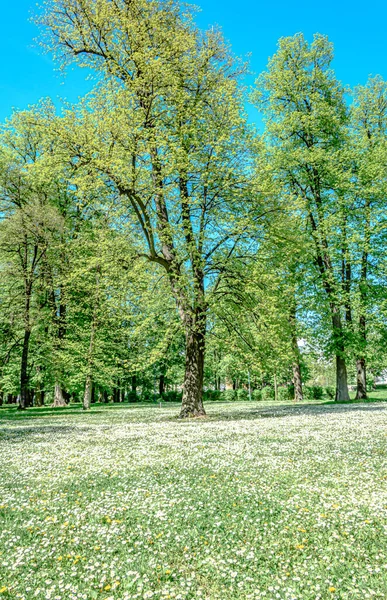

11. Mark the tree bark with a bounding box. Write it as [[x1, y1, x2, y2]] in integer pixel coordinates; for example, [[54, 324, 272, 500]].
[[355, 357, 367, 399], [292, 361, 303, 402], [83, 375, 92, 410], [335, 355, 350, 401], [332, 310, 350, 402], [159, 373, 165, 396], [53, 382, 67, 407], [19, 329, 31, 410], [179, 318, 206, 418], [131, 375, 137, 393]]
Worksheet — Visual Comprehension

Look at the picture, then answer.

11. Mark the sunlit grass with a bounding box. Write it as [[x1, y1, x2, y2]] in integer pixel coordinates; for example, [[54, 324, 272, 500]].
[[1, 398, 387, 599]]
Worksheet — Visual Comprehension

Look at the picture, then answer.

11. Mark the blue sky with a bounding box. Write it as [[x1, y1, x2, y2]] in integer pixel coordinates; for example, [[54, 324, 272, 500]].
[[1, 0, 387, 123]]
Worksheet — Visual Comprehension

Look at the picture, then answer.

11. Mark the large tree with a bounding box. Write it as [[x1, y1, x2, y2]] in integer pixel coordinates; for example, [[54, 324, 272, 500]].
[[253, 33, 353, 401], [39, 0, 252, 417]]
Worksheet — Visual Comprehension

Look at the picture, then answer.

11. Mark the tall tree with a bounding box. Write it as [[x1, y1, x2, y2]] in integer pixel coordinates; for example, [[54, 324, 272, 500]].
[[349, 76, 387, 398], [253, 33, 352, 401], [39, 0, 252, 416]]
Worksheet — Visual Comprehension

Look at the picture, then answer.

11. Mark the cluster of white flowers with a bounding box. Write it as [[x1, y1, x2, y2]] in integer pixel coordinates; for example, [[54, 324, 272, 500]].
[[0, 400, 387, 599]]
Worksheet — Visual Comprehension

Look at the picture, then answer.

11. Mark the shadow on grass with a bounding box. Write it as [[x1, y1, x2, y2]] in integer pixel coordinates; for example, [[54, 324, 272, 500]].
[[0, 424, 95, 441], [1, 397, 387, 429], [207, 399, 387, 422]]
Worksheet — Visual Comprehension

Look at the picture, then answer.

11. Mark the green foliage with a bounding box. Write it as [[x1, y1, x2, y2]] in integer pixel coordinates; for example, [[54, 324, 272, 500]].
[[304, 386, 324, 400], [277, 386, 291, 402], [236, 389, 249, 402], [252, 389, 262, 402], [261, 386, 275, 401], [224, 389, 237, 402]]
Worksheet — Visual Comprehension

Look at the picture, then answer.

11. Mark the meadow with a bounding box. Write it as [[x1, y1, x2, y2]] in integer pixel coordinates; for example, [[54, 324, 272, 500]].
[[1, 396, 387, 600]]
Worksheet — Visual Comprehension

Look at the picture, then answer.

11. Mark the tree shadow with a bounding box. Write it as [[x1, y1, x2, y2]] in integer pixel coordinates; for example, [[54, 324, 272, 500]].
[[0, 424, 95, 441], [206, 400, 387, 422]]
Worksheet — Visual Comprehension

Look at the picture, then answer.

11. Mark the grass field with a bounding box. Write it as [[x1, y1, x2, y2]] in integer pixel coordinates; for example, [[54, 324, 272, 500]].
[[1, 395, 387, 600]]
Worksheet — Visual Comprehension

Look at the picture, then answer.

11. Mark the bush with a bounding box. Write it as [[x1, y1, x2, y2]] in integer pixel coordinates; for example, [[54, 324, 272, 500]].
[[203, 390, 222, 402], [237, 388, 249, 402], [261, 386, 274, 401], [325, 386, 335, 400], [278, 386, 291, 401], [162, 391, 182, 402], [141, 390, 154, 402], [304, 385, 324, 400], [367, 376, 375, 392], [252, 389, 262, 401], [224, 389, 236, 402], [127, 391, 138, 403]]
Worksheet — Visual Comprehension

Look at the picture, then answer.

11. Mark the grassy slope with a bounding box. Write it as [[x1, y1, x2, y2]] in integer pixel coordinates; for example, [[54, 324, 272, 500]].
[[1, 398, 387, 600]]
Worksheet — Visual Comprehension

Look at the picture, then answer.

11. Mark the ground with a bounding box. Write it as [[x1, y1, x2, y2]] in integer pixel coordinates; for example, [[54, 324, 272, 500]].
[[1, 395, 387, 600]]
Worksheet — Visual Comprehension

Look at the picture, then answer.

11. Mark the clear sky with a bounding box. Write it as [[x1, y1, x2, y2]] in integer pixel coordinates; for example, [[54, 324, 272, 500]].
[[1, 0, 387, 123]]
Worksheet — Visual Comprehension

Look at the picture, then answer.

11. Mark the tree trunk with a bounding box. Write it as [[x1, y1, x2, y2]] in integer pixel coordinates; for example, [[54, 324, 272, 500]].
[[292, 361, 303, 402], [335, 355, 350, 401], [19, 329, 31, 410], [179, 322, 206, 418], [0, 392, 3, 407], [332, 311, 350, 402], [355, 357, 367, 399], [83, 375, 92, 410], [53, 382, 67, 407], [131, 375, 137, 393], [35, 390, 44, 407], [159, 373, 165, 396], [290, 303, 303, 402]]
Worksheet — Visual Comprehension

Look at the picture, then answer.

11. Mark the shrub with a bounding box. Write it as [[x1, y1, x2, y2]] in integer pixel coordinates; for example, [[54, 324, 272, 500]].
[[278, 386, 291, 401], [162, 391, 182, 402], [252, 389, 262, 401], [127, 391, 138, 403], [304, 385, 324, 400], [261, 386, 274, 401], [325, 386, 335, 400], [224, 389, 236, 402], [237, 388, 249, 402], [203, 390, 222, 402], [141, 390, 154, 402], [367, 376, 375, 392]]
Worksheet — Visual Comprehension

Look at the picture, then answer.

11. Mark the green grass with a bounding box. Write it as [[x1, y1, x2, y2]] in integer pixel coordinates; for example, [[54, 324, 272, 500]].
[[1, 398, 387, 599]]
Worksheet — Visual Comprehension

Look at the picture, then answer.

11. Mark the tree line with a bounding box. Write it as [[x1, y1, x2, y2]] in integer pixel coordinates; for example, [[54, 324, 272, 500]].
[[0, 0, 386, 417]]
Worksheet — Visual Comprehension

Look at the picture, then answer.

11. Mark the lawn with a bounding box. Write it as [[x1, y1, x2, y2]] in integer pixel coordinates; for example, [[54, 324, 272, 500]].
[[1, 397, 387, 600]]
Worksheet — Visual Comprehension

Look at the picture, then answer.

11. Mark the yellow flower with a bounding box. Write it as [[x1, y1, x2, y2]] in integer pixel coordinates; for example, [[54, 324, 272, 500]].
[[0, 587, 7, 594], [329, 586, 336, 593], [104, 584, 111, 591], [165, 569, 171, 574]]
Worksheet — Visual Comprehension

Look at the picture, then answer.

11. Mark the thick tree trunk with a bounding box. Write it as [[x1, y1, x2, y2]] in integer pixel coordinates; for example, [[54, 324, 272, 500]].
[[179, 323, 206, 418], [53, 382, 67, 407], [83, 375, 92, 410], [131, 375, 137, 393], [19, 329, 31, 410], [355, 357, 367, 399], [335, 355, 350, 401]]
